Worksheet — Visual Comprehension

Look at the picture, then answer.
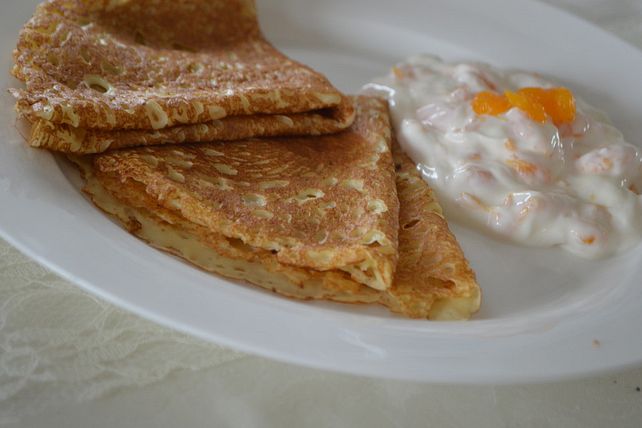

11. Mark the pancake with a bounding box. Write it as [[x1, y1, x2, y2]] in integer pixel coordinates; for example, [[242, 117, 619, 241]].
[[10, 0, 354, 152], [388, 141, 480, 319], [76, 96, 399, 291], [28, 97, 354, 154], [71, 97, 480, 319]]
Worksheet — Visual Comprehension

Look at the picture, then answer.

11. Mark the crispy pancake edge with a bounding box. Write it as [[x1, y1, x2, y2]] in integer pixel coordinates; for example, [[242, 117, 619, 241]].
[[28, 97, 355, 153]]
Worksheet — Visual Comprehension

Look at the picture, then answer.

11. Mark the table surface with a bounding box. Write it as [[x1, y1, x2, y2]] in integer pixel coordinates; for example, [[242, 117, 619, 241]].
[[2, 1, 642, 427]]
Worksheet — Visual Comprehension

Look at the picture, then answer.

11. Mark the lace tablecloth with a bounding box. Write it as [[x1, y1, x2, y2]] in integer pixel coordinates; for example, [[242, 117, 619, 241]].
[[2, 1, 642, 426], [0, 239, 243, 424]]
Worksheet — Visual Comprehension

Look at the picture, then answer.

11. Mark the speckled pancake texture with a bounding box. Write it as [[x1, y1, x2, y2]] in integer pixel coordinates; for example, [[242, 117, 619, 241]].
[[78, 96, 399, 291], [72, 96, 480, 319], [11, 0, 355, 152]]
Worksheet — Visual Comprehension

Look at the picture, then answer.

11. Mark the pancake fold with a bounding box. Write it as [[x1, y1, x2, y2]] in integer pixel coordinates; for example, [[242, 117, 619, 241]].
[[72, 96, 480, 319], [11, 0, 355, 153]]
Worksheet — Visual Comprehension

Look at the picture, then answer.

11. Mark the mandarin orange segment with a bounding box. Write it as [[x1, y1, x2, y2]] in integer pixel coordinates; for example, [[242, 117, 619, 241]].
[[548, 88, 576, 125], [519, 87, 548, 104], [505, 90, 547, 122], [471, 86, 576, 126], [519, 87, 549, 115], [518, 87, 576, 125], [471, 91, 511, 116]]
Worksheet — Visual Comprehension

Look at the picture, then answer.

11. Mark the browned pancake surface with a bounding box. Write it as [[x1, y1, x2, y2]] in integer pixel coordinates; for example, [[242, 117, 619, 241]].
[[28, 97, 355, 153], [383, 142, 480, 318], [73, 141, 479, 319], [11, 0, 353, 132], [72, 96, 480, 318], [89, 96, 399, 290]]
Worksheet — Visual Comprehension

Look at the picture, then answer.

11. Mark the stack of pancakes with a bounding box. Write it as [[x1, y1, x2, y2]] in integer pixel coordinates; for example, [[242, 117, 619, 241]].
[[10, 0, 480, 319]]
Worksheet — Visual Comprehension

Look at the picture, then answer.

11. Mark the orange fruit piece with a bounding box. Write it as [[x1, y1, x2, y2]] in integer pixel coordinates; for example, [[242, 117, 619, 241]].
[[519, 87, 576, 125], [471, 91, 511, 116], [547, 87, 576, 125], [471, 87, 576, 126], [505, 90, 548, 122]]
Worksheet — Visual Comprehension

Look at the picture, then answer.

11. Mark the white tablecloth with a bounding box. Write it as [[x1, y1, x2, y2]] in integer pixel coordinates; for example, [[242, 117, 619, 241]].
[[2, 1, 642, 427]]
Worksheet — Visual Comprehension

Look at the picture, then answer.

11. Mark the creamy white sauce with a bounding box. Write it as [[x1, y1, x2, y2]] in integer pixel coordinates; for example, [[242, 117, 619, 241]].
[[366, 54, 642, 258]]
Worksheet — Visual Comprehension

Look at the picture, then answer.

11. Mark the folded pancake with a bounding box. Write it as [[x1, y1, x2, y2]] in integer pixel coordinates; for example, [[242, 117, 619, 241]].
[[11, 0, 354, 153], [74, 96, 399, 291], [28, 98, 354, 154], [71, 97, 480, 319], [389, 141, 480, 319]]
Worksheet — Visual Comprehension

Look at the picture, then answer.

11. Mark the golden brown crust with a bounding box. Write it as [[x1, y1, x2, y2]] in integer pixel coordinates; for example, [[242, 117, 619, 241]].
[[71, 97, 480, 319], [11, 0, 353, 141], [382, 142, 481, 319], [89, 96, 399, 290]]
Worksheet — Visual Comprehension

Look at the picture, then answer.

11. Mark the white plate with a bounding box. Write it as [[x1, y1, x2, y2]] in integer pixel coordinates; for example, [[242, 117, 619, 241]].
[[2, 0, 642, 384]]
